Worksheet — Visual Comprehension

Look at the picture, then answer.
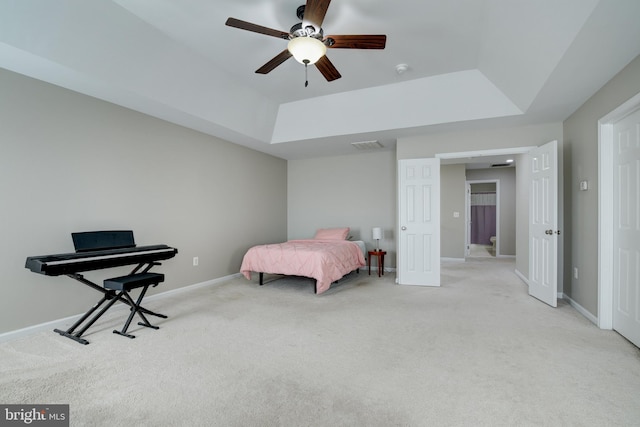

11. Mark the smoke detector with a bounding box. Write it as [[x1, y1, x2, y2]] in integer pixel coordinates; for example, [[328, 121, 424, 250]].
[[395, 64, 409, 75]]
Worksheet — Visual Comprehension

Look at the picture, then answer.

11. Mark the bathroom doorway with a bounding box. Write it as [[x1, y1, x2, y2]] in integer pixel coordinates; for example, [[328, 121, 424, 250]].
[[466, 180, 498, 258]]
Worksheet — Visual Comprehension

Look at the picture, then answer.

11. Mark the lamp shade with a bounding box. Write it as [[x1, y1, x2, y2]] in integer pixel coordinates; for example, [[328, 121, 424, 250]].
[[287, 36, 327, 64], [372, 227, 383, 240]]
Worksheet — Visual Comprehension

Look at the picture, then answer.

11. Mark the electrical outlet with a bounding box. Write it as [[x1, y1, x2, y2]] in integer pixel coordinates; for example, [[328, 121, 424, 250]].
[[193, 256, 199, 266], [574, 267, 578, 279]]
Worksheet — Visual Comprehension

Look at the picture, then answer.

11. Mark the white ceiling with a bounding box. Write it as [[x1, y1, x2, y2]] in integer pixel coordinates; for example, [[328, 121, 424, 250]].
[[1, 0, 640, 160]]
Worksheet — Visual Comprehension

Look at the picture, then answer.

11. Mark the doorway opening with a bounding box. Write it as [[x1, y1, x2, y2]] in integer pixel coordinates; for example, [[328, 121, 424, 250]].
[[437, 147, 532, 261], [467, 180, 498, 258]]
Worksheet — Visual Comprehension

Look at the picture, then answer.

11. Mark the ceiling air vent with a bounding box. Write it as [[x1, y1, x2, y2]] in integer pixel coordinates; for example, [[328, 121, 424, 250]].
[[351, 140, 383, 150], [491, 163, 510, 168]]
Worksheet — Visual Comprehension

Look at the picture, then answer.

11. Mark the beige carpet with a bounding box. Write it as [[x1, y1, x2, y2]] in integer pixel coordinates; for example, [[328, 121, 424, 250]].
[[1, 258, 639, 426]]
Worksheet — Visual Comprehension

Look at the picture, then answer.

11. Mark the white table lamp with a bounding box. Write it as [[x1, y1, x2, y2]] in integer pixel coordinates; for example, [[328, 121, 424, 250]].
[[372, 227, 383, 251]]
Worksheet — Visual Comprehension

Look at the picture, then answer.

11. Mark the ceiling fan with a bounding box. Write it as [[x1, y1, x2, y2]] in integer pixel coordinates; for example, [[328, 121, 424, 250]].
[[225, 0, 386, 85]]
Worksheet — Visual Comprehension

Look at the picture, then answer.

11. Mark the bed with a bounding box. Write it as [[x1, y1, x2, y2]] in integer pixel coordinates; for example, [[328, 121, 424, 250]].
[[240, 228, 366, 294]]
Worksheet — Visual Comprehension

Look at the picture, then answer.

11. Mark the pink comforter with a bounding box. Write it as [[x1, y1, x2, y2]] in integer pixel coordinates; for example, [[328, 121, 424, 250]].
[[240, 239, 366, 294]]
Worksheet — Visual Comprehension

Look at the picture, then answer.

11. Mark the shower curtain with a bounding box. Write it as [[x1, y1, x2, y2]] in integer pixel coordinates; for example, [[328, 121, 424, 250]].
[[470, 192, 496, 245]]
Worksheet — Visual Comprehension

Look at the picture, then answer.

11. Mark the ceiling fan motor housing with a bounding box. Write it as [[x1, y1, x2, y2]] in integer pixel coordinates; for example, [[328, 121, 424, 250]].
[[290, 22, 323, 39]]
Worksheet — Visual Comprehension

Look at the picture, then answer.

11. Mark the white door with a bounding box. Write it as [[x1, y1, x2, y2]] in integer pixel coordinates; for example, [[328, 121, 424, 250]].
[[528, 140, 558, 307], [612, 108, 640, 347], [397, 158, 440, 286]]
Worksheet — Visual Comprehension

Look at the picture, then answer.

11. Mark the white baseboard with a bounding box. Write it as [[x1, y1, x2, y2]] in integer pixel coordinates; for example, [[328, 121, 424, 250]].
[[514, 269, 528, 285], [0, 313, 88, 344], [563, 294, 598, 325], [0, 273, 241, 344], [515, 270, 570, 306], [513, 269, 597, 325], [144, 273, 241, 302]]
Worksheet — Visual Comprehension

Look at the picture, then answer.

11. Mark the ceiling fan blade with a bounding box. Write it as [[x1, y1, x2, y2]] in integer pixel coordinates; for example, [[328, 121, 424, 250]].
[[255, 50, 293, 74], [315, 55, 341, 82], [325, 34, 387, 49], [303, 0, 331, 30], [225, 17, 290, 40]]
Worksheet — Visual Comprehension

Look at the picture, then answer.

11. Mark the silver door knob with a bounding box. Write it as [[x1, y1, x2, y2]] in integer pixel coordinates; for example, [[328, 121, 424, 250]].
[[401, 226, 407, 230]]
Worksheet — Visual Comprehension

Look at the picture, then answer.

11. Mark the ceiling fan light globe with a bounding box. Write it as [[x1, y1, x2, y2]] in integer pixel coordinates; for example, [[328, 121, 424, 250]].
[[288, 37, 327, 65]]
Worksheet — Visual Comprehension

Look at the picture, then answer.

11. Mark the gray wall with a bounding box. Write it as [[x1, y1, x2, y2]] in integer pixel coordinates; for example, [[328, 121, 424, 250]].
[[440, 164, 466, 259], [288, 150, 397, 265], [466, 168, 516, 256], [563, 54, 640, 316], [0, 69, 287, 334], [470, 183, 496, 192]]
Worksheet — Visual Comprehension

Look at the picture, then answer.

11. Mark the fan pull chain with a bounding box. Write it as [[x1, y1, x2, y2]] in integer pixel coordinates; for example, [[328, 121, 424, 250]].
[[304, 60, 309, 87]]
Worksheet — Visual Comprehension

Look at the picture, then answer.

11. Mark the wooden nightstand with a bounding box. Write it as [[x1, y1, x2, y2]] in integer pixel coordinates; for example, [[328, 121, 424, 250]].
[[368, 250, 386, 277]]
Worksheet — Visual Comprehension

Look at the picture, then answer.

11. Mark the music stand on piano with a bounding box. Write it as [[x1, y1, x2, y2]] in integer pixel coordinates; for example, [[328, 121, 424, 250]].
[[25, 230, 178, 345]]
